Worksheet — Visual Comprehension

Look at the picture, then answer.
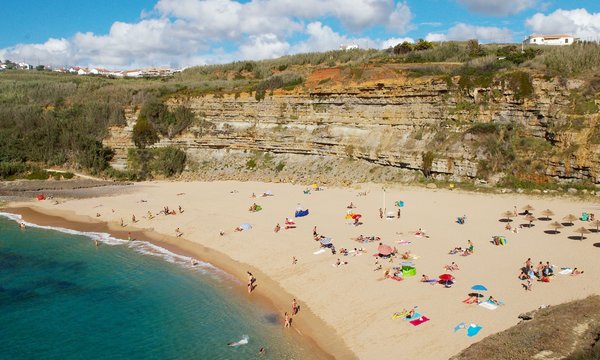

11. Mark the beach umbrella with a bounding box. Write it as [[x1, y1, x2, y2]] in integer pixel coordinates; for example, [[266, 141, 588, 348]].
[[319, 237, 332, 246], [540, 209, 554, 220], [395, 201, 405, 208], [525, 214, 536, 227], [501, 211, 514, 222], [563, 214, 578, 226], [439, 274, 455, 281], [471, 284, 488, 291], [574, 227, 591, 240], [351, 214, 362, 220], [548, 221, 563, 234], [377, 244, 393, 256], [240, 223, 252, 230], [591, 219, 600, 232], [522, 204, 535, 212]]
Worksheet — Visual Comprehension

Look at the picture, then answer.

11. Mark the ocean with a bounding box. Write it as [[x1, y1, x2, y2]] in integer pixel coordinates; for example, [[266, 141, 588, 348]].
[[0, 214, 314, 359]]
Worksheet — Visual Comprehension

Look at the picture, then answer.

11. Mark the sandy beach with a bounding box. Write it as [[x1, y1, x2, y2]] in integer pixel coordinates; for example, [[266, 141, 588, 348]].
[[4, 180, 600, 359]]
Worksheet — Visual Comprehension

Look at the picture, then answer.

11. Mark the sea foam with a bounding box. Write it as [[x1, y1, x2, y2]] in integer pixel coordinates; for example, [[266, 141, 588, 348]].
[[0, 212, 236, 282]]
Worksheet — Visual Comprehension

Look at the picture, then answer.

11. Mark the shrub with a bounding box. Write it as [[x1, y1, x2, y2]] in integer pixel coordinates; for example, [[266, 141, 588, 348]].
[[152, 147, 186, 177], [132, 115, 159, 149], [422, 151, 435, 177]]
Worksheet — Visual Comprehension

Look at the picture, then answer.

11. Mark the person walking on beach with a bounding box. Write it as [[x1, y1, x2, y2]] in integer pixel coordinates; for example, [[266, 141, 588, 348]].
[[247, 271, 255, 294], [274, 223, 280, 233], [292, 256, 297, 265], [397, 208, 401, 219], [313, 226, 317, 237], [284, 312, 290, 328], [292, 299, 299, 315]]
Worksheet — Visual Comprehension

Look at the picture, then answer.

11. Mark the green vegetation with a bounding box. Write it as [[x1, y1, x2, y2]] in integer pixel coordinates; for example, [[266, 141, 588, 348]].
[[127, 146, 186, 179]]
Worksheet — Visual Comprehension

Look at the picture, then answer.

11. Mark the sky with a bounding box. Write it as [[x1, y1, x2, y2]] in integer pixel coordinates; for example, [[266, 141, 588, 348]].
[[1, 0, 599, 69]]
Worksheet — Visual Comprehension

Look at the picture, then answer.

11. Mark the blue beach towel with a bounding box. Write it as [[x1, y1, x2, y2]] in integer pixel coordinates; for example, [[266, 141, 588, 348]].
[[467, 324, 482, 337], [454, 322, 466, 332], [403, 312, 421, 321]]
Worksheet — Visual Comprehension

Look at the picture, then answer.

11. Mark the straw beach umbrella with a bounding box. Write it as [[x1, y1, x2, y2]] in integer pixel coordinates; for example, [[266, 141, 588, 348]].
[[525, 214, 536, 227], [548, 221, 563, 234], [540, 209, 554, 221], [522, 204, 535, 212], [501, 211, 515, 222], [574, 227, 591, 241], [591, 219, 600, 232], [563, 214, 578, 226]]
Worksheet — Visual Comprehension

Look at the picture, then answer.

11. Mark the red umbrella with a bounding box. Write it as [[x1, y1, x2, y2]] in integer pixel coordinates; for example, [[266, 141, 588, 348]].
[[351, 214, 362, 220], [439, 274, 455, 281], [377, 244, 393, 256]]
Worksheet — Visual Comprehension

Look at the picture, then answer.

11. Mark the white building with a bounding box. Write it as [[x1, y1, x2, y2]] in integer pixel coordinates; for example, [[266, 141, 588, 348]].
[[525, 34, 575, 46]]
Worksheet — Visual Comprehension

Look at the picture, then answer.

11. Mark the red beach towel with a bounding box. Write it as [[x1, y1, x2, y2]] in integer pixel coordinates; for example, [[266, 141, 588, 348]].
[[409, 316, 430, 326]]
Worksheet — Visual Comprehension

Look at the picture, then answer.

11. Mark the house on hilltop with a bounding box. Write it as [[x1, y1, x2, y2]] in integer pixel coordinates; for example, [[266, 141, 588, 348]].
[[525, 34, 576, 46], [340, 44, 359, 50]]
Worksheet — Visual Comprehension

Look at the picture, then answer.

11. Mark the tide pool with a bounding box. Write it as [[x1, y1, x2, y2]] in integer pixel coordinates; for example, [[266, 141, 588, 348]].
[[0, 215, 315, 359]]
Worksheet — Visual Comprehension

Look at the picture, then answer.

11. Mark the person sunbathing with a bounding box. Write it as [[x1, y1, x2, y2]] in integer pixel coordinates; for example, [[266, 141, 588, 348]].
[[488, 296, 500, 305], [405, 309, 415, 319], [449, 247, 463, 255], [571, 268, 584, 276], [444, 262, 460, 271], [420, 275, 430, 282], [518, 270, 529, 280], [347, 202, 355, 209], [401, 251, 412, 260], [234, 227, 243, 232]]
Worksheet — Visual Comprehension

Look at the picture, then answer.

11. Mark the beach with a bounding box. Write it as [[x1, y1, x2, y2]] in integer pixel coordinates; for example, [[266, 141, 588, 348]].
[[4, 180, 600, 359]]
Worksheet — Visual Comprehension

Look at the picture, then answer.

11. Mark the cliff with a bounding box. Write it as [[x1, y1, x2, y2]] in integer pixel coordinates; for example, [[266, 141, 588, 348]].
[[104, 64, 600, 186]]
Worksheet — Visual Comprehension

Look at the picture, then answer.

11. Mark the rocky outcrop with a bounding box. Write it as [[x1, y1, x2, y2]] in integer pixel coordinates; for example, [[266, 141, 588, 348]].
[[103, 70, 600, 185]]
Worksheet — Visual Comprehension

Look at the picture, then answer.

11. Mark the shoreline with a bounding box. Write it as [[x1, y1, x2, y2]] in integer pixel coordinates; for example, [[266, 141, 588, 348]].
[[1, 205, 355, 360]]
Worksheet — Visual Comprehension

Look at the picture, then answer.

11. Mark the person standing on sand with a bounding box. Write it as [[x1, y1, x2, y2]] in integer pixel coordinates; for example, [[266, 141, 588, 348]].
[[128, 232, 132, 241], [292, 299, 299, 315], [379, 208, 383, 219], [313, 226, 317, 237], [132, 214, 137, 223], [292, 256, 297, 265], [397, 208, 401, 219], [274, 223, 280, 233]]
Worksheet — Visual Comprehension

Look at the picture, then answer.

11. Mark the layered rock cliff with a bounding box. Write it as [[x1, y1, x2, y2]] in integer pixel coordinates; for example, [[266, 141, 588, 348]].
[[103, 66, 600, 185]]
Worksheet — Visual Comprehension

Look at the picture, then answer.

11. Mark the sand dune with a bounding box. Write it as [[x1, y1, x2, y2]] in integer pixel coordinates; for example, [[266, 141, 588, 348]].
[[8, 181, 600, 359]]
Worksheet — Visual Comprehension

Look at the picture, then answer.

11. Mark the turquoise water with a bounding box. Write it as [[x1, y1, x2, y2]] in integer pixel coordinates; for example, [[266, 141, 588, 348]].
[[0, 214, 313, 359]]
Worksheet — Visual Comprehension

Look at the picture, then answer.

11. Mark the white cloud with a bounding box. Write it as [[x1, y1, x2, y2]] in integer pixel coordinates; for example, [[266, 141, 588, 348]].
[[380, 37, 414, 49], [457, 0, 536, 16], [238, 34, 290, 60], [526, 8, 600, 40], [426, 23, 513, 43], [0, 0, 415, 68]]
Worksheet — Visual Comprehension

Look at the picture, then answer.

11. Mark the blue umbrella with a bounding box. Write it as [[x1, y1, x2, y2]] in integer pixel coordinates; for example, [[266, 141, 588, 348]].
[[471, 284, 488, 291], [395, 201, 405, 207], [240, 223, 252, 230]]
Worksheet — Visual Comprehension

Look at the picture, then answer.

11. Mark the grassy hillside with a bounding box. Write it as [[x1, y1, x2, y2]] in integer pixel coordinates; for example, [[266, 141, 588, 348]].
[[1, 41, 599, 182]]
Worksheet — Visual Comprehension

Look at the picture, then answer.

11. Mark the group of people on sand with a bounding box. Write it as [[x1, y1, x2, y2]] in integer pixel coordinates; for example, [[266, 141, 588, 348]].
[[517, 258, 583, 290], [248, 203, 259, 212], [283, 298, 301, 328], [448, 240, 474, 256]]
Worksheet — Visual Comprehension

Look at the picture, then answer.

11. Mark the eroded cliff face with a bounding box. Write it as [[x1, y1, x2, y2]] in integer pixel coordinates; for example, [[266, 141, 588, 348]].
[[104, 68, 600, 185]]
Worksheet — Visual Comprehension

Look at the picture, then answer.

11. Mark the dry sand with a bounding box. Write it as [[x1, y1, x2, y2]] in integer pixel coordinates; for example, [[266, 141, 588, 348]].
[[5, 181, 600, 359]]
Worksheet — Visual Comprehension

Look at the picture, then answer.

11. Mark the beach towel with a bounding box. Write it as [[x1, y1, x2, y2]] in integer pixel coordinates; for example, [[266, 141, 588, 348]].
[[423, 280, 438, 284], [409, 316, 429, 326], [479, 301, 498, 310], [462, 297, 477, 304], [313, 249, 326, 255], [454, 322, 466, 332], [467, 324, 482, 337], [559, 268, 573, 275], [392, 312, 408, 319], [387, 275, 404, 281], [403, 312, 421, 321], [397, 241, 412, 245]]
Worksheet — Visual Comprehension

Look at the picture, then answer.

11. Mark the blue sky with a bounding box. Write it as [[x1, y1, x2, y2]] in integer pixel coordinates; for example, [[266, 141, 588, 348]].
[[1, 0, 599, 68]]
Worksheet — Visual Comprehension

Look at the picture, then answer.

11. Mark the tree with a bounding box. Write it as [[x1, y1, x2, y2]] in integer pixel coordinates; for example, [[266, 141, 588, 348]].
[[414, 39, 433, 51], [467, 39, 486, 57], [36, 65, 45, 71], [393, 41, 414, 55], [132, 115, 159, 149]]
